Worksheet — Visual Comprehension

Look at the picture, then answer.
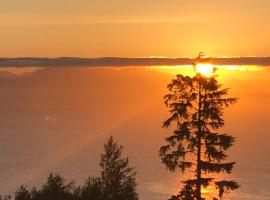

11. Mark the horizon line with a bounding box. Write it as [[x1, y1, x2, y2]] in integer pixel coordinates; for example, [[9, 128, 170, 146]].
[[0, 56, 270, 67]]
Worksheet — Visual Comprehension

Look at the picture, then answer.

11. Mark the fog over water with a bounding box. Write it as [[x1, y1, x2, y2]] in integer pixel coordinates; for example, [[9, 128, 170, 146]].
[[0, 66, 269, 199]]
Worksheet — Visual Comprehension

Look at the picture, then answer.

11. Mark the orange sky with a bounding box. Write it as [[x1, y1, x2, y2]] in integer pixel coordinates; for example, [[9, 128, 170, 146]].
[[0, 0, 269, 57]]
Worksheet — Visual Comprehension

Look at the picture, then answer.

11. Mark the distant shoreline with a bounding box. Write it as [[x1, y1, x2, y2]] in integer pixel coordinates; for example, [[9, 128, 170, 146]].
[[0, 57, 270, 67]]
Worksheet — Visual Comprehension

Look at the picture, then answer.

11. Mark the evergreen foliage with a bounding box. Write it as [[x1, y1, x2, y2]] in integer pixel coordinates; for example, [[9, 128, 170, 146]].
[[15, 173, 76, 200], [160, 67, 240, 199], [100, 136, 138, 200], [79, 177, 103, 200], [14, 136, 138, 200]]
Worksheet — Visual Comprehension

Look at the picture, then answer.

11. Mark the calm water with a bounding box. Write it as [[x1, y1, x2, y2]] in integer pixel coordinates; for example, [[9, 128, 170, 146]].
[[0, 67, 269, 199]]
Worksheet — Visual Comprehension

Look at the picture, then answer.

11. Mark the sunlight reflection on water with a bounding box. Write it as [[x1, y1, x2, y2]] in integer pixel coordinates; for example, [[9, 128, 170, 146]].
[[0, 65, 269, 200], [146, 64, 265, 77]]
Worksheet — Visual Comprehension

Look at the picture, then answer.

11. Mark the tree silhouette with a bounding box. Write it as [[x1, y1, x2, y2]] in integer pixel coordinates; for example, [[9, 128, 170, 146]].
[[160, 61, 239, 199], [13, 137, 138, 200], [100, 136, 138, 200], [15, 173, 77, 200], [80, 177, 103, 200], [36, 173, 75, 200], [15, 186, 31, 200]]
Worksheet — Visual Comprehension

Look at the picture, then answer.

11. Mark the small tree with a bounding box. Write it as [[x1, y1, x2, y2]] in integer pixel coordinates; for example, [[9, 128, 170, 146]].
[[100, 136, 138, 200], [80, 177, 103, 200], [38, 173, 75, 200], [160, 58, 239, 199], [15, 186, 31, 200]]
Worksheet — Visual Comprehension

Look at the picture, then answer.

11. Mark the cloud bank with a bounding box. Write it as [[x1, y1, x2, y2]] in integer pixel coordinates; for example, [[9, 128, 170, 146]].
[[0, 57, 270, 68]]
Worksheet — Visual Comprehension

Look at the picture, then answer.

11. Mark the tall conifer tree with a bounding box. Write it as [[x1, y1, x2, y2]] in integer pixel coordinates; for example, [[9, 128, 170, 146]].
[[100, 136, 138, 200], [160, 55, 239, 199]]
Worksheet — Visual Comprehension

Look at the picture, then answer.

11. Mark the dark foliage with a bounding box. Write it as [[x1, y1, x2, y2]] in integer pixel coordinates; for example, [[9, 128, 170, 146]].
[[79, 177, 103, 200], [100, 136, 138, 200], [15, 186, 31, 200], [14, 137, 138, 200], [15, 173, 76, 200], [160, 64, 240, 199]]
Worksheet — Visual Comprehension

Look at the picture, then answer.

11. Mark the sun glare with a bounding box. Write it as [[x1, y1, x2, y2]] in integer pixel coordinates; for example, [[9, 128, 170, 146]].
[[201, 185, 219, 199], [195, 63, 215, 76]]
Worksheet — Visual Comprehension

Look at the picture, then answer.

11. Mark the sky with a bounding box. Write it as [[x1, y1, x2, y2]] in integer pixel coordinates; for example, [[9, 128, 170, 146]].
[[0, 0, 270, 57]]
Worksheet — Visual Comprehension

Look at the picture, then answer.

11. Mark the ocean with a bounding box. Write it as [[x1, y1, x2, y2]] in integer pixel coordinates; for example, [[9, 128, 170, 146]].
[[0, 66, 269, 199]]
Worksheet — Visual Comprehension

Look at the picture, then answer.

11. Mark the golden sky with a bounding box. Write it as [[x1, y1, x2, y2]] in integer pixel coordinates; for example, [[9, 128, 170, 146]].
[[0, 0, 270, 57]]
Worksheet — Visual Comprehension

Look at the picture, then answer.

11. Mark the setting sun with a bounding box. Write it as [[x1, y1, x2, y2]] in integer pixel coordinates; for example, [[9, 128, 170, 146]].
[[195, 63, 215, 76]]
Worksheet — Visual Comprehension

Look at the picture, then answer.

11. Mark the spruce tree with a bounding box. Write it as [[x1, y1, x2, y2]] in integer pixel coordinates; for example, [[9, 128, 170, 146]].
[[100, 136, 138, 200], [160, 57, 239, 199], [80, 177, 103, 200]]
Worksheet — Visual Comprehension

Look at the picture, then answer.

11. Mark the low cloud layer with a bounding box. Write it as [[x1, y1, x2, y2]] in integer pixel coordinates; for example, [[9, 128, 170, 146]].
[[0, 57, 270, 68]]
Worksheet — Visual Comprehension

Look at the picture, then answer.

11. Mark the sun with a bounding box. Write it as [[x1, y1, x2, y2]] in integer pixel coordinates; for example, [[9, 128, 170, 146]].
[[201, 185, 219, 199], [195, 63, 215, 76]]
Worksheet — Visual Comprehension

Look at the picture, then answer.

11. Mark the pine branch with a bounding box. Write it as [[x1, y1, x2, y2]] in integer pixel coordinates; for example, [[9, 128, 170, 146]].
[[159, 147, 194, 172], [205, 145, 227, 162], [215, 180, 240, 198], [205, 133, 235, 150], [200, 161, 235, 174], [183, 178, 213, 187]]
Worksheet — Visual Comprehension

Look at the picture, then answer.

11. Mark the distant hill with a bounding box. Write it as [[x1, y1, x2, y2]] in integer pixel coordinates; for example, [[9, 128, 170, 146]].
[[0, 71, 18, 80]]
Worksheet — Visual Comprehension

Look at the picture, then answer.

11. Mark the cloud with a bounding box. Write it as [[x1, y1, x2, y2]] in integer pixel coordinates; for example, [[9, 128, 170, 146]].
[[0, 57, 270, 68]]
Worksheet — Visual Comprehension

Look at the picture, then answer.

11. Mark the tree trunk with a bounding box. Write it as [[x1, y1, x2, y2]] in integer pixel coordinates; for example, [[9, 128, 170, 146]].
[[196, 82, 202, 200]]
